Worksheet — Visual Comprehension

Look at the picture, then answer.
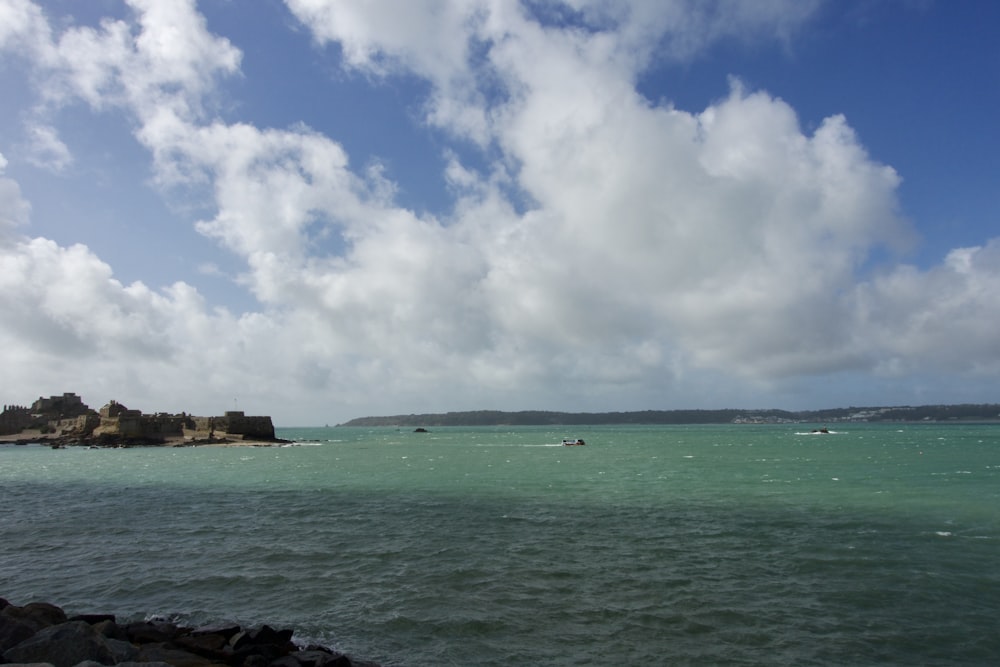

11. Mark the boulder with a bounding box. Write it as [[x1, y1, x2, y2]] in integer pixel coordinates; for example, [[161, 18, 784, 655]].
[[2, 620, 114, 667], [134, 643, 220, 667], [1, 601, 70, 652], [91, 619, 128, 641], [0, 614, 37, 653], [173, 631, 230, 660], [230, 624, 294, 650], [68, 613, 116, 625], [125, 621, 184, 644], [0, 599, 380, 667], [105, 636, 141, 662], [190, 623, 241, 641], [2, 602, 68, 633]]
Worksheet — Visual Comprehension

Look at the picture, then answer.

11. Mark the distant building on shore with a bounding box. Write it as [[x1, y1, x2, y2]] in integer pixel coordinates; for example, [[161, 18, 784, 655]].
[[0, 392, 275, 442]]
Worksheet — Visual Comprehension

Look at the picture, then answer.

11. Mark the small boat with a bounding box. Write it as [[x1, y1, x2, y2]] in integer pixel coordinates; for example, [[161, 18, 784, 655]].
[[562, 438, 586, 446]]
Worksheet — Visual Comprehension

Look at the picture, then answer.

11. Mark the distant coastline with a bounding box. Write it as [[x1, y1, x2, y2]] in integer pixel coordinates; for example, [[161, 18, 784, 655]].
[[339, 403, 1000, 427]]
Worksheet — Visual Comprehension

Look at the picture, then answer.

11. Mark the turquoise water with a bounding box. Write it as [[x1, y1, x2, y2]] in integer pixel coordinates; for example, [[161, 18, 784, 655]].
[[2, 423, 999, 666]]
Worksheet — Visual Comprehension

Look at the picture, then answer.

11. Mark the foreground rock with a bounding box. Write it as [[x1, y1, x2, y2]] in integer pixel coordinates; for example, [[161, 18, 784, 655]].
[[0, 598, 380, 667]]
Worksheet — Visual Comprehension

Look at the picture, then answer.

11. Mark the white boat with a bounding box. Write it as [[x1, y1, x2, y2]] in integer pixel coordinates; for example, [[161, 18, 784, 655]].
[[562, 438, 586, 446]]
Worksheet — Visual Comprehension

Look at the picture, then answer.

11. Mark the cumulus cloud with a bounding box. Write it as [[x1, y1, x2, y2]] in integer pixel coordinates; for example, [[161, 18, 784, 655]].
[[857, 241, 1000, 375], [0, 153, 32, 238], [0, 0, 50, 53], [7, 0, 239, 120], [22, 123, 73, 172], [0, 0, 998, 422]]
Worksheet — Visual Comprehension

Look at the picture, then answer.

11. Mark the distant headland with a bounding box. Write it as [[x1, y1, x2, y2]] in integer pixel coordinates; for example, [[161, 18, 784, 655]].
[[339, 404, 1000, 427], [0, 392, 285, 447]]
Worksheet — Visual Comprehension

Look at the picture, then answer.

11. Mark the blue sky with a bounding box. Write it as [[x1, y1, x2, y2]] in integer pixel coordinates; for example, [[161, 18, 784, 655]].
[[1, 0, 998, 425]]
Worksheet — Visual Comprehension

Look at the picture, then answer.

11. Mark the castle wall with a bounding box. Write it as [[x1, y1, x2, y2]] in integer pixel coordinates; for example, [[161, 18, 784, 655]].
[[31, 392, 88, 418], [224, 414, 276, 439], [0, 405, 32, 435], [187, 412, 275, 439], [190, 416, 215, 432], [140, 414, 186, 437], [4, 393, 274, 443], [52, 414, 101, 436], [94, 410, 185, 439]]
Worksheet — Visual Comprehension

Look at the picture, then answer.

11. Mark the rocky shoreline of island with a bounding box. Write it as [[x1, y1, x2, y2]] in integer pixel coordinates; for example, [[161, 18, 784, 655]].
[[1, 392, 289, 448], [0, 432, 292, 448], [0, 597, 381, 667]]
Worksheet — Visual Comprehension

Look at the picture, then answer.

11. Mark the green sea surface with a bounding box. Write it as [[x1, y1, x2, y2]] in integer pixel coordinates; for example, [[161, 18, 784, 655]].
[[2, 423, 998, 666]]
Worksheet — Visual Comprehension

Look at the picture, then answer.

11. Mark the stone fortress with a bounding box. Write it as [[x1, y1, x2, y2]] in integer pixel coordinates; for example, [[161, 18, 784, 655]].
[[0, 392, 276, 445]]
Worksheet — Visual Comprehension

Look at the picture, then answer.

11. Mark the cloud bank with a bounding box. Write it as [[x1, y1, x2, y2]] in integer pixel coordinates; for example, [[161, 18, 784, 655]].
[[0, 0, 997, 423]]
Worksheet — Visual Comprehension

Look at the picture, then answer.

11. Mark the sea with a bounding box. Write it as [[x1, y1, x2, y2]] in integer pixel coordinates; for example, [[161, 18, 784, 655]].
[[2, 423, 998, 666]]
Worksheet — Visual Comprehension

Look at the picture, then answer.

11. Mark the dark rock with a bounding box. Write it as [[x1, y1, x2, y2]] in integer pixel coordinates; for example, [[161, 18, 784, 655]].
[[134, 642, 219, 667], [2, 620, 114, 667], [0, 614, 37, 653], [228, 623, 297, 667], [174, 631, 230, 658], [3, 602, 65, 655], [0, 599, 381, 667], [92, 618, 128, 641], [242, 625, 293, 647], [268, 656, 302, 667], [191, 623, 242, 641], [289, 649, 352, 667], [2, 602, 68, 632], [230, 640, 291, 666], [126, 620, 183, 644], [106, 636, 141, 662], [69, 613, 116, 625]]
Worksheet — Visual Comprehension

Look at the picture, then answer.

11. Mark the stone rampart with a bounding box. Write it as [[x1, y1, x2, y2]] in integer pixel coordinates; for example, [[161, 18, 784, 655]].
[[94, 405, 185, 439], [0, 405, 32, 436], [30, 392, 90, 419], [224, 412, 276, 439], [187, 412, 275, 439], [2, 393, 278, 445], [52, 413, 101, 436]]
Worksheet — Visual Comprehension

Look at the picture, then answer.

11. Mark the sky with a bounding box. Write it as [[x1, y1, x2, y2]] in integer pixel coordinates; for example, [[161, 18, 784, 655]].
[[1, 0, 998, 426]]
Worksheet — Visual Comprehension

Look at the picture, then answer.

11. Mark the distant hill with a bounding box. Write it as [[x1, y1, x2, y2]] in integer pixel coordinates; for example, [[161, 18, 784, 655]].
[[339, 404, 1000, 427]]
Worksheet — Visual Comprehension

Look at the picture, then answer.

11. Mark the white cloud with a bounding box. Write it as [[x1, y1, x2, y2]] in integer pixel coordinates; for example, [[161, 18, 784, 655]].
[[857, 240, 1000, 375], [0, 152, 32, 238], [23, 123, 73, 172], [1, 0, 998, 422], [0, 0, 50, 54], [285, 0, 495, 144], [9, 0, 239, 120]]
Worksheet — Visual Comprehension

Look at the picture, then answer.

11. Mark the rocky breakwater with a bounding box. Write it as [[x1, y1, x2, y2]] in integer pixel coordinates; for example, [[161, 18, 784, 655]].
[[0, 598, 380, 667]]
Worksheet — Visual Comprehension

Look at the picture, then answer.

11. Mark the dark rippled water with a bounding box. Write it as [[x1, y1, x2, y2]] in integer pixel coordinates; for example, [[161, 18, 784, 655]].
[[2, 424, 999, 666]]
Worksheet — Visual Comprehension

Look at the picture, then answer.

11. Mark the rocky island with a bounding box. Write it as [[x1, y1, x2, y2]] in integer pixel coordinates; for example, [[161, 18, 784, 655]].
[[0, 392, 286, 448]]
